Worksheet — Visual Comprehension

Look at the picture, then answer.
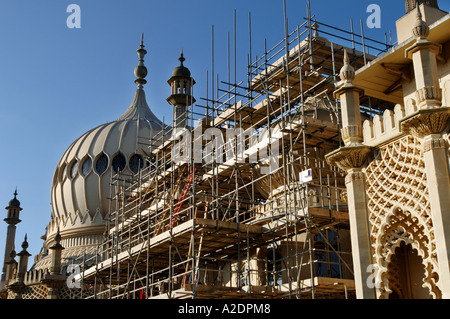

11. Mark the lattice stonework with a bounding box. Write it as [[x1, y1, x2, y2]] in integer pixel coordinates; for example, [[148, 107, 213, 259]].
[[21, 284, 49, 299], [365, 134, 441, 299], [58, 286, 82, 299]]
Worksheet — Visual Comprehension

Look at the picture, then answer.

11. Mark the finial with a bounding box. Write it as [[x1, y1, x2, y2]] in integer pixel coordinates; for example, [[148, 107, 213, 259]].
[[179, 48, 185, 66], [14, 187, 18, 198], [312, 20, 319, 37], [134, 33, 148, 88], [55, 227, 61, 243], [22, 234, 28, 250], [412, 4, 430, 39], [343, 50, 350, 66], [339, 49, 355, 83]]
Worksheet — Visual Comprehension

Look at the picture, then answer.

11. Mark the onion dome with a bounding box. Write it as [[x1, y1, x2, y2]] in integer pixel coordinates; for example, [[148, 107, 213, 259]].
[[7, 189, 20, 208], [171, 49, 191, 78], [38, 35, 165, 269]]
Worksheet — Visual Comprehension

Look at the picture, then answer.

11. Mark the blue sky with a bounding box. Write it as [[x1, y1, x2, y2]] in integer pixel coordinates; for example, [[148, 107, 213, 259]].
[[0, 0, 448, 267]]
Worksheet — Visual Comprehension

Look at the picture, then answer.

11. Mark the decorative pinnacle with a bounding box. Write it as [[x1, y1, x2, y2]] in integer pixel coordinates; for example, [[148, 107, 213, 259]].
[[339, 49, 355, 83], [134, 33, 148, 88], [312, 20, 319, 37], [179, 48, 185, 66], [50, 227, 64, 250], [13, 187, 18, 198], [412, 4, 430, 39], [22, 234, 28, 250]]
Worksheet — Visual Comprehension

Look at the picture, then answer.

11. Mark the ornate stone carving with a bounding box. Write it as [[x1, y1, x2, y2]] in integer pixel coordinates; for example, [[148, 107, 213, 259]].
[[416, 86, 442, 107], [365, 135, 441, 298], [20, 284, 49, 299], [325, 145, 373, 171], [400, 107, 450, 138], [341, 125, 363, 145], [423, 137, 447, 153], [345, 170, 365, 185]]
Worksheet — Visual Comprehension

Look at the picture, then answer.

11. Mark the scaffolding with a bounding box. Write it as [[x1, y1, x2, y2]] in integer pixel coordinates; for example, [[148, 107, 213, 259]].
[[75, 1, 395, 299]]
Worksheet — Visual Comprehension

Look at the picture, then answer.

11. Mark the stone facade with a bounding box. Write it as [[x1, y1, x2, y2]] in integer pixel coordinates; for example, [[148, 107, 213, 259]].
[[326, 3, 450, 299]]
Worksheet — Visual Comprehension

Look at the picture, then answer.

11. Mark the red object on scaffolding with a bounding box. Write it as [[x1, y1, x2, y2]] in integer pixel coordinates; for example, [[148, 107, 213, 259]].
[[167, 168, 197, 230]]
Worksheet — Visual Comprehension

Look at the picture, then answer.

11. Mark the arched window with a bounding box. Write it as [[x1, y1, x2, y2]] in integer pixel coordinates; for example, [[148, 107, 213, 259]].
[[61, 164, 67, 181], [95, 154, 109, 175], [82, 157, 92, 176], [70, 160, 79, 179], [112, 153, 126, 173], [129, 154, 144, 174]]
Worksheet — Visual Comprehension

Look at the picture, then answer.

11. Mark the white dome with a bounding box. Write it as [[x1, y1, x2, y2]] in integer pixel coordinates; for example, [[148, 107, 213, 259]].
[[45, 87, 164, 248]]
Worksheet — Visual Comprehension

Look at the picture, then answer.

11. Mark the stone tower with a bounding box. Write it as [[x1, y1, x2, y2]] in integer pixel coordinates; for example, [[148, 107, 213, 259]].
[[167, 50, 196, 128], [1, 190, 22, 283]]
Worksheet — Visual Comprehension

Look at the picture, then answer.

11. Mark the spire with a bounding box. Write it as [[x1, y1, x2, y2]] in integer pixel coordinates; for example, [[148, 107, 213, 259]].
[[134, 33, 148, 88], [116, 35, 163, 126], [179, 48, 185, 66], [21, 234, 28, 251]]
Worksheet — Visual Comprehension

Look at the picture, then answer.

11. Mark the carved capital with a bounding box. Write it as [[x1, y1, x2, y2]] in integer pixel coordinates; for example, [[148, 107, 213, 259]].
[[400, 107, 450, 139], [341, 125, 363, 145], [423, 136, 447, 153], [325, 144, 373, 171], [416, 86, 442, 108], [345, 169, 365, 185]]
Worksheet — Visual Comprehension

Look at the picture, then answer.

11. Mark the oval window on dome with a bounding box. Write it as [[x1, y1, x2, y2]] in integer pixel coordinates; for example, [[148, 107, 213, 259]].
[[95, 154, 109, 175], [82, 157, 92, 176], [70, 160, 79, 179], [61, 164, 67, 181], [129, 154, 144, 174], [112, 153, 126, 173]]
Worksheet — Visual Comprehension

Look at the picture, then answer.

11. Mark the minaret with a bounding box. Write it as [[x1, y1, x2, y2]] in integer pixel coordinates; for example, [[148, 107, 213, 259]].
[[1, 189, 22, 283], [167, 50, 196, 128]]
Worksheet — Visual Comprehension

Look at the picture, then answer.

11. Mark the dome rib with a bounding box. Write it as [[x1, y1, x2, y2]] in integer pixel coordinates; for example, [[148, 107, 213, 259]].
[[117, 88, 163, 126]]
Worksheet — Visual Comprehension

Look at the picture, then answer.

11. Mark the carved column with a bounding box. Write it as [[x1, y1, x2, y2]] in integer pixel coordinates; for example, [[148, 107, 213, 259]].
[[8, 236, 31, 299], [42, 228, 66, 299], [326, 50, 375, 298], [400, 7, 450, 298], [326, 147, 374, 299], [422, 134, 450, 298]]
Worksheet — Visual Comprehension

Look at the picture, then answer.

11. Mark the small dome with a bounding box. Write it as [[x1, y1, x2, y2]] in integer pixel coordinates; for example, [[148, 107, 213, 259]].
[[8, 190, 20, 208], [171, 50, 191, 78], [172, 65, 191, 78]]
